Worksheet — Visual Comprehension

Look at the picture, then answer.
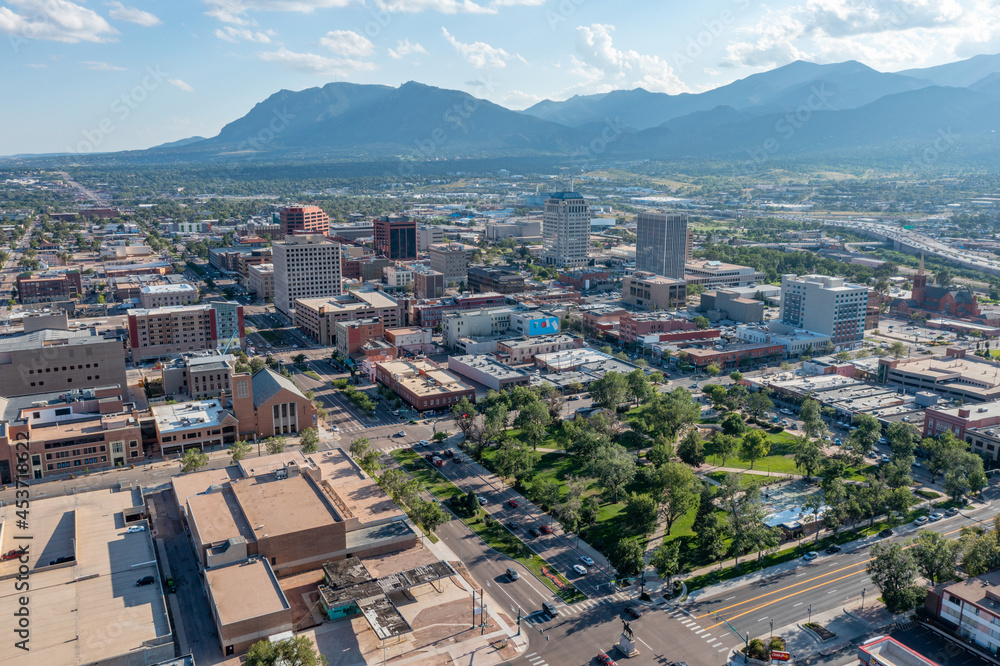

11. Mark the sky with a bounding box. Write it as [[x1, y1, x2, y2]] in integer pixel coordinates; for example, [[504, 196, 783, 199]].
[[2, 0, 1000, 156]]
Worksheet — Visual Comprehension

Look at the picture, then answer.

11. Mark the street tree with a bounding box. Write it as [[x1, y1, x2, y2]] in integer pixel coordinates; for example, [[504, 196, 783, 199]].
[[414, 499, 449, 532], [494, 440, 538, 487], [299, 427, 320, 454], [626, 368, 655, 406], [591, 371, 629, 410], [229, 439, 252, 464], [849, 414, 882, 458], [650, 540, 681, 593], [531, 478, 561, 510], [745, 392, 774, 421], [729, 371, 743, 382], [433, 431, 449, 443], [264, 436, 285, 455], [623, 492, 659, 535], [739, 429, 771, 469], [867, 542, 922, 613], [245, 636, 327, 666], [608, 537, 646, 578], [889, 341, 907, 358], [886, 421, 919, 459], [451, 397, 477, 440], [911, 531, 959, 584], [706, 363, 721, 377], [180, 448, 209, 473], [799, 399, 825, 438], [349, 436, 370, 459]]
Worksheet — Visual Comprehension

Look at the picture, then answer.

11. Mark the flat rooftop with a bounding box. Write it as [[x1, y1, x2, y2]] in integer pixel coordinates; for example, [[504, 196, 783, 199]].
[[377, 359, 474, 398], [500, 334, 578, 349], [307, 449, 406, 526], [140, 283, 196, 294], [0, 488, 170, 665], [206, 558, 290, 626], [187, 486, 256, 546], [171, 466, 241, 509], [859, 637, 941, 666], [131, 303, 213, 317], [449, 355, 529, 380], [297, 289, 399, 312], [231, 474, 341, 539], [151, 399, 230, 434]]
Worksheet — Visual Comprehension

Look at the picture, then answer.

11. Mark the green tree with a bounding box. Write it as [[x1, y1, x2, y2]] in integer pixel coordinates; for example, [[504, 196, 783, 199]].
[[433, 430, 449, 443], [867, 542, 922, 613], [245, 636, 327, 666], [729, 371, 743, 382], [623, 492, 659, 535], [494, 440, 538, 487], [793, 436, 823, 480], [515, 398, 551, 450], [692, 316, 710, 330], [677, 429, 705, 466], [414, 499, 449, 532], [721, 412, 746, 438], [228, 439, 252, 464], [745, 392, 773, 420], [349, 436, 371, 459], [299, 427, 320, 454], [532, 478, 561, 510], [695, 512, 729, 562], [451, 397, 477, 440], [650, 540, 680, 592], [709, 432, 739, 467], [799, 399, 825, 439], [889, 341, 907, 358], [595, 443, 637, 502], [739, 429, 771, 469], [910, 531, 959, 584], [649, 462, 699, 535], [292, 353, 306, 365], [647, 438, 674, 467], [180, 448, 209, 473], [264, 436, 285, 455], [608, 537, 645, 578], [886, 421, 918, 459], [626, 368, 655, 406], [591, 371, 629, 410], [849, 414, 882, 458], [706, 363, 721, 377]]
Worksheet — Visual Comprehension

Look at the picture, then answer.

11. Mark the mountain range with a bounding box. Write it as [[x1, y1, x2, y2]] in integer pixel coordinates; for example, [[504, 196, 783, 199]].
[[17, 53, 1000, 168]]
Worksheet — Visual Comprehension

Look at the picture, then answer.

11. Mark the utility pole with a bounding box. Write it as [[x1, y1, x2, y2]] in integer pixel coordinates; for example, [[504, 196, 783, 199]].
[[861, 587, 866, 609]]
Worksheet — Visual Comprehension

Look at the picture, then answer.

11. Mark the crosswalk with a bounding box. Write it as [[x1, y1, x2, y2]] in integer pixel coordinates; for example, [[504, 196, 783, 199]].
[[667, 606, 735, 654], [334, 418, 402, 434], [521, 592, 634, 628], [525, 652, 549, 666]]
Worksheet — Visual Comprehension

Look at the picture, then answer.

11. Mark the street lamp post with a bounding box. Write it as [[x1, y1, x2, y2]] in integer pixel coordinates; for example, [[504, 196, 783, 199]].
[[808, 604, 812, 624], [862, 587, 866, 609], [770, 618, 773, 642]]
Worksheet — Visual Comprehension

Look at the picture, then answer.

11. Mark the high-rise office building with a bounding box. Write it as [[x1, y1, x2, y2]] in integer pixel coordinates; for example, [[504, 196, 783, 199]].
[[373, 214, 417, 260], [429, 243, 474, 286], [272, 235, 342, 319], [278, 205, 329, 237], [635, 211, 688, 278], [779, 274, 869, 350], [542, 192, 590, 267]]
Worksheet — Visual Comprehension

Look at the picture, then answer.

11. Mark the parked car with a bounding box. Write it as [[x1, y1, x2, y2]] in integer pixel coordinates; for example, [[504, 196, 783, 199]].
[[1, 549, 22, 561], [540, 524, 553, 534], [165, 577, 177, 593], [914, 515, 929, 526], [929, 512, 944, 522], [419, 440, 429, 447], [825, 544, 842, 554], [506, 567, 519, 581], [331, 425, 339, 432], [580, 556, 595, 566], [879, 528, 895, 538], [945, 507, 960, 517], [125, 525, 146, 533], [573, 564, 588, 575], [803, 551, 818, 561], [626, 606, 645, 619], [396, 430, 406, 437], [528, 528, 541, 537], [136, 576, 156, 586]]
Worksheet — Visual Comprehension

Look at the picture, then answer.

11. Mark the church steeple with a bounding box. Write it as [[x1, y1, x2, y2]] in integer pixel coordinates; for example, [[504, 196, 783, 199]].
[[918, 253, 925, 276]]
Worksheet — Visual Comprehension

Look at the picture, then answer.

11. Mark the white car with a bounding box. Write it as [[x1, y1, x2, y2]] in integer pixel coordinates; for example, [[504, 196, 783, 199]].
[[914, 515, 929, 526], [572, 564, 588, 575], [419, 440, 429, 447], [331, 425, 339, 432], [580, 556, 595, 566], [126, 525, 146, 533]]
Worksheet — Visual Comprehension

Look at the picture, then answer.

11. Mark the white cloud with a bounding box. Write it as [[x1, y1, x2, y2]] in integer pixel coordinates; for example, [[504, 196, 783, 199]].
[[258, 47, 377, 74], [502, 89, 542, 109], [377, 0, 542, 14], [442, 27, 513, 67], [572, 23, 688, 94], [168, 78, 195, 92], [722, 13, 810, 68], [107, 1, 161, 27], [0, 0, 118, 43], [319, 29, 373, 57], [388, 38, 427, 59], [85, 60, 126, 70], [202, 0, 355, 25], [805, 0, 964, 38], [214, 25, 272, 42]]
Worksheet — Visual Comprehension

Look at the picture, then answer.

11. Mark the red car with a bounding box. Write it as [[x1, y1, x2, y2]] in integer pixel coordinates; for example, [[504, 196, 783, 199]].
[[596, 651, 617, 666], [507, 499, 519, 508], [1, 549, 22, 561], [540, 524, 553, 534]]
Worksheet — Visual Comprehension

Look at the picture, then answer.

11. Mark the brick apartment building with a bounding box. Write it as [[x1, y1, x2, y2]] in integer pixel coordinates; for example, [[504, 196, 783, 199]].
[[619, 312, 697, 344], [682, 342, 783, 369], [128, 303, 244, 361], [16, 270, 82, 304], [375, 359, 475, 412], [335, 318, 385, 356]]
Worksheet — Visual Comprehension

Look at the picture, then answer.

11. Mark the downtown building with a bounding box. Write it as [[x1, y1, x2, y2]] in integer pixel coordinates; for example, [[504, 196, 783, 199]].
[[374, 214, 417, 260], [272, 234, 342, 319], [127, 302, 245, 361], [279, 204, 329, 236], [428, 243, 474, 287], [636, 211, 688, 278], [777, 274, 870, 351], [542, 192, 590, 267]]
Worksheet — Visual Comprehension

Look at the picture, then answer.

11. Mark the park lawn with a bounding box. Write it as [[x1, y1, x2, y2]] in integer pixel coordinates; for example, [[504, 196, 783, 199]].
[[259, 330, 283, 343], [704, 429, 803, 475]]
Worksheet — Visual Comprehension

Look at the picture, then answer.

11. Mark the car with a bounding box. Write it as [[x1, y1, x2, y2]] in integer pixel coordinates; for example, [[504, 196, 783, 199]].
[[444, 450, 454, 458], [506, 567, 519, 581], [596, 651, 617, 666], [573, 564, 588, 575], [803, 551, 818, 561], [528, 528, 541, 537], [542, 601, 558, 617], [419, 440, 429, 447], [914, 516, 929, 526], [1, 549, 22, 561], [569, 395, 579, 401], [834, 438, 842, 445], [825, 545, 842, 554], [540, 524, 553, 534], [136, 576, 156, 587], [397, 430, 406, 437], [580, 556, 595, 566], [165, 577, 177, 593], [879, 528, 895, 538], [507, 499, 519, 508], [625, 606, 645, 619], [929, 512, 944, 522], [881, 454, 891, 463], [125, 525, 146, 533], [49, 556, 74, 566], [507, 520, 520, 529], [431, 457, 444, 467], [478, 496, 488, 506]]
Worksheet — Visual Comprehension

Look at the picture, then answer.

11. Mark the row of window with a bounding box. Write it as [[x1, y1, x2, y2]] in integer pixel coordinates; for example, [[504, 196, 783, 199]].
[[30, 375, 101, 388], [29, 363, 99, 374]]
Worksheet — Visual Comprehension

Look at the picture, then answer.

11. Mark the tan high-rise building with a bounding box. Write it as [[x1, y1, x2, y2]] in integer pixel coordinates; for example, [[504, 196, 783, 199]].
[[272, 235, 342, 319], [543, 192, 590, 267], [279, 204, 329, 236], [429, 243, 474, 286], [636, 211, 688, 278]]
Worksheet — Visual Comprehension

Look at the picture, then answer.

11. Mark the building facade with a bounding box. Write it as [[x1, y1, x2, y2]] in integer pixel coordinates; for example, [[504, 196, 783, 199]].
[[16, 270, 83, 304], [417, 225, 444, 251], [373, 214, 417, 260], [248, 263, 275, 302], [623, 271, 687, 310], [375, 359, 475, 412], [428, 243, 473, 286], [335, 318, 385, 356], [0, 327, 127, 397], [279, 204, 330, 237], [295, 288, 402, 346], [467, 266, 525, 294], [497, 334, 583, 365], [684, 260, 765, 288], [139, 283, 198, 309], [412, 266, 445, 299], [272, 235, 342, 319], [780, 274, 869, 350], [542, 192, 590, 267], [128, 304, 220, 361], [636, 211, 688, 278]]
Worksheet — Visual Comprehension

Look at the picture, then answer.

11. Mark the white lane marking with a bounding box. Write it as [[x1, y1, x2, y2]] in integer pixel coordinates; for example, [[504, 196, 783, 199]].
[[719, 647, 730, 653], [526, 653, 537, 659], [793, 602, 804, 608], [724, 596, 736, 601], [827, 589, 839, 595]]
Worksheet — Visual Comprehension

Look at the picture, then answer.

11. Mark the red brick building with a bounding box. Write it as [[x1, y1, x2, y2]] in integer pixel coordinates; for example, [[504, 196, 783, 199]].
[[335, 318, 385, 356], [619, 312, 697, 344], [891, 268, 981, 319], [375, 359, 475, 412], [682, 342, 783, 369], [279, 205, 329, 237], [16, 270, 82, 304]]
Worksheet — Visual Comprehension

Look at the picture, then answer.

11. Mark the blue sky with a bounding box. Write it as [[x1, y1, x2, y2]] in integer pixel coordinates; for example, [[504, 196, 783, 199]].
[[2, 0, 999, 155]]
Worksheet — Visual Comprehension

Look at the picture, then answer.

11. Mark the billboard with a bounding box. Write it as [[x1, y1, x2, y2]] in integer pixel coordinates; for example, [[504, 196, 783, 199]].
[[527, 317, 560, 336]]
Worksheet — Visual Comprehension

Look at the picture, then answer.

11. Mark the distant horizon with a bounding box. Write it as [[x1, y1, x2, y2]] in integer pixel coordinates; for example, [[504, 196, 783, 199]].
[[3, 0, 999, 156]]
